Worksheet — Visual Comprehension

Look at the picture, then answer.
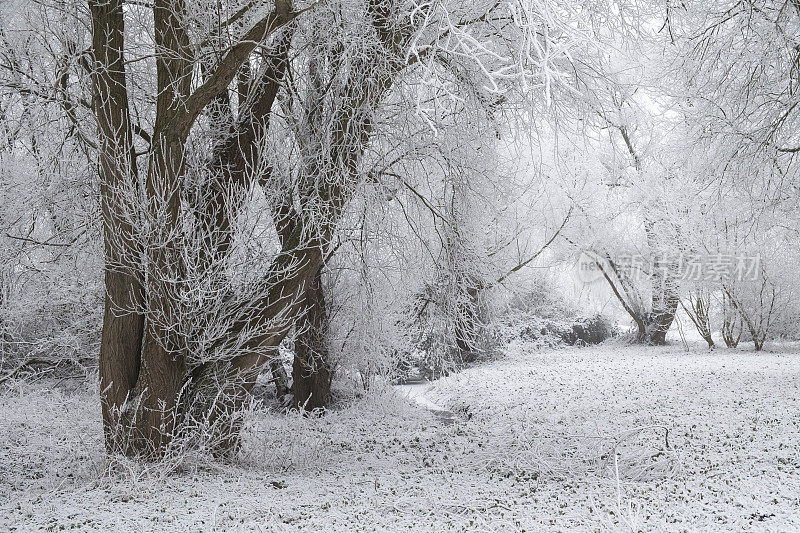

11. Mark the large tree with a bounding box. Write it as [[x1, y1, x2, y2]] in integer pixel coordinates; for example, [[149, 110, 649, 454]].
[[81, 0, 591, 455], [90, 0, 310, 454]]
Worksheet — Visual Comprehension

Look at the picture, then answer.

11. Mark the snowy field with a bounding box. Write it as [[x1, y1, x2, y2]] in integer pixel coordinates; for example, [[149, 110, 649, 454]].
[[2, 342, 800, 531]]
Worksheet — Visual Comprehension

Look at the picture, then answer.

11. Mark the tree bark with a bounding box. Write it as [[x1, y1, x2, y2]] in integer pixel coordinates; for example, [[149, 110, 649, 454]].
[[184, 29, 300, 447], [270, 355, 291, 399], [721, 289, 743, 348], [271, 198, 333, 412], [597, 255, 678, 346], [194, 237, 325, 454], [89, 0, 145, 452], [292, 268, 332, 411], [645, 291, 679, 345], [88, 0, 403, 455], [114, 0, 195, 456]]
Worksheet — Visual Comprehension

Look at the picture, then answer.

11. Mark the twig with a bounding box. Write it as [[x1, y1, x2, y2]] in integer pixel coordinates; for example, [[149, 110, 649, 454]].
[[0, 357, 63, 385]]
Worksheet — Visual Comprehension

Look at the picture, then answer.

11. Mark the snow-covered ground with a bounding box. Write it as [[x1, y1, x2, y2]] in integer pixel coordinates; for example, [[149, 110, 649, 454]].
[[2, 342, 800, 531]]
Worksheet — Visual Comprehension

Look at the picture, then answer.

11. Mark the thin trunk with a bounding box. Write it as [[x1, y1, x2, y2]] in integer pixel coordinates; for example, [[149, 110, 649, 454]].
[[0, 269, 8, 352], [682, 292, 714, 348], [723, 280, 774, 352], [721, 288, 743, 347], [453, 281, 486, 364], [270, 355, 291, 399]]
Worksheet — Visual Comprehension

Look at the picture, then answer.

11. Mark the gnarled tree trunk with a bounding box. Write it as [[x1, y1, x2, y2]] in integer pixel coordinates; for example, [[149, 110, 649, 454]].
[[596, 254, 678, 346], [644, 291, 679, 345], [89, 0, 298, 457], [89, 0, 406, 456]]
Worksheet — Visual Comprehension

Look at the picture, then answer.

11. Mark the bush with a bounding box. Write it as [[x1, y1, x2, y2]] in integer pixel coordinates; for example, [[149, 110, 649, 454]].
[[517, 314, 616, 347], [506, 277, 574, 320], [569, 315, 617, 345], [501, 277, 617, 349], [0, 255, 102, 376]]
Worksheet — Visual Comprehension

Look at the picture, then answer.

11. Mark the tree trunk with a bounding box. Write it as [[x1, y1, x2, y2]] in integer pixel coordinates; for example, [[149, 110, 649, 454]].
[[641, 244, 679, 346], [119, 0, 195, 454], [87, 0, 402, 455], [630, 292, 678, 346], [0, 268, 9, 352], [696, 311, 715, 349], [270, 197, 333, 413], [89, 0, 146, 452], [292, 268, 332, 411], [645, 290, 679, 345], [89, 0, 306, 456], [270, 356, 291, 399], [186, 29, 295, 432], [721, 288, 742, 347], [117, 143, 190, 455], [682, 292, 714, 348], [453, 280, 489, 364], [189, 237, 326, 455]]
